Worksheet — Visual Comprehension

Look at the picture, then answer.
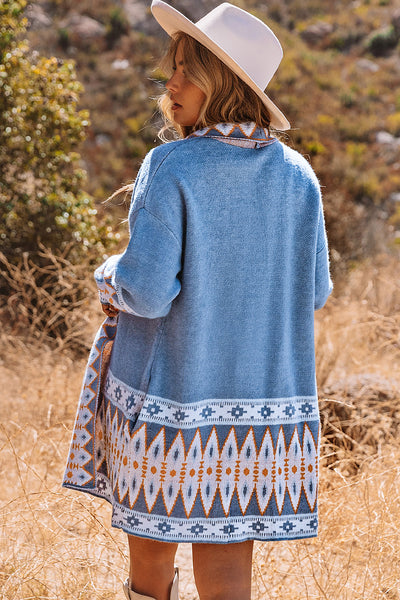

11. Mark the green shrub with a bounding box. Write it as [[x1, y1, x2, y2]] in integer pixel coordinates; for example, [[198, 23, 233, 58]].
[[0, 0, 117, 346], [305, 139, 327, 156], [106, 7, 129, 48], [366, 26, 398, 56], [386, 112, 400, 136], [0, 0, 115, 262], [340, 92, 356, 108], [58, 27, 70, 51], [346, 142, 367, 167]]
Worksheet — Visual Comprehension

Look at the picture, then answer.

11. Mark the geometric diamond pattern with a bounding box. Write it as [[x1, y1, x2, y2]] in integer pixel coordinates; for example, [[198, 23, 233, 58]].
[[63, 316, 118, 488], [100, 399, 319, 519]]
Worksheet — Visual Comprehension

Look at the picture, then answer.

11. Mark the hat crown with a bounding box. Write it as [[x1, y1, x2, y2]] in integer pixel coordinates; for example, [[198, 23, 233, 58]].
[[195, 3, 283, 90]]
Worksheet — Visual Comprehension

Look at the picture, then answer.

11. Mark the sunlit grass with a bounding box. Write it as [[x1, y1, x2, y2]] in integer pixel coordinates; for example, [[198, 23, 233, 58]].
[[1, 255, 399, 599]]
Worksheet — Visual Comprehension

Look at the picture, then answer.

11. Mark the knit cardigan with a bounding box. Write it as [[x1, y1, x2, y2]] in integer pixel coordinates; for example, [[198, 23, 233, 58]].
[[63, 123, 333, 544]]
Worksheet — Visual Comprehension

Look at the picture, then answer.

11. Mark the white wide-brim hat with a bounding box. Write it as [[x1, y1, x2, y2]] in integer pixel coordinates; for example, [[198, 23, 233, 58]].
[[151, 0, 290, 130]]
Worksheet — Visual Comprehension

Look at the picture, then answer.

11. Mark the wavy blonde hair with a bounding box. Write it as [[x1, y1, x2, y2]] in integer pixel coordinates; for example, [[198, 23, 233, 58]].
[[158, 31, 272, 140], [108, 31, 273, 201]]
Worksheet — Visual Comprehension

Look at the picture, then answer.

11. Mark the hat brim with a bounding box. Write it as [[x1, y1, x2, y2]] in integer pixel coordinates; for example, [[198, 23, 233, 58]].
[[151, 0, 290, 131]]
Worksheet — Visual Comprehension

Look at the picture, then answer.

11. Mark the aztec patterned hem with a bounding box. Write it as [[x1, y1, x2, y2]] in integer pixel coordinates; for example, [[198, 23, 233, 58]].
[[63, 363, 320, 544]]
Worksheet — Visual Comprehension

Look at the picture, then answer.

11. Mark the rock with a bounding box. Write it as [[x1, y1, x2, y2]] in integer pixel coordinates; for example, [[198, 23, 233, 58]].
[[300, 21, 334, 45], [376, 131, 400, 164], [112, 58, 130, 70], [376, 130, 400, 145], [59, 14, 106, 43], [25, 4, 52, 30], [123, 0, 219, 35], [389, 192, 400, 203], [123, 0, 148, 26], [95, 134, 112, 147], [170, 0, 221, 22], [330, 248, 341, 262], [323, 373, 399, 403], [356, 58, 380, 73], [123, 0, 162, 35]]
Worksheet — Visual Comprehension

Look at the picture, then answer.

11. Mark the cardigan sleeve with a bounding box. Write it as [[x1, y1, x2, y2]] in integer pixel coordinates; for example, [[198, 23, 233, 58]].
[[94, 146, 183, 319], [314, 199, 333, 310], [94, 207, 182, 319]]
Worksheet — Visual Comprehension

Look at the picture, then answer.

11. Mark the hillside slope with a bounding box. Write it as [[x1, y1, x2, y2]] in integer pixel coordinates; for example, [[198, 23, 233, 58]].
[[25, 0, 400, 266]]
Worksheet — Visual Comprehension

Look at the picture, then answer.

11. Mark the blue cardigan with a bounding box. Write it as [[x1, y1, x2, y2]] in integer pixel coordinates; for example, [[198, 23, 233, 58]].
[[98, 126, 332, 402], [63, 123, 333, 544]]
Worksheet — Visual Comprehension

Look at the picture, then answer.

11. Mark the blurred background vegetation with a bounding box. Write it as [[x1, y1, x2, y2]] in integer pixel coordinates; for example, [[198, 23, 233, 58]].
[[1, 0, 400, 350], [1, 3, 400, 599]]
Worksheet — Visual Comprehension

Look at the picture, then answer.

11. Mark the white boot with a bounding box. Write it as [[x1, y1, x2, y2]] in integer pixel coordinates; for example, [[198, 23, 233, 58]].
[[123, 567, 179, 600]]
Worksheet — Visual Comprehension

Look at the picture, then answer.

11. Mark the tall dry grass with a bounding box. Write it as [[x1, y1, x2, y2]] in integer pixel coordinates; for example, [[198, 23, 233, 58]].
[[0, 253, 399, 599], [0, 245, 96, 354]]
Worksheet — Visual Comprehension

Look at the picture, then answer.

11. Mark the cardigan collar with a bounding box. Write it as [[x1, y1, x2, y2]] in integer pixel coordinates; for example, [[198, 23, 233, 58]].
[[187, 122, 276, 148]]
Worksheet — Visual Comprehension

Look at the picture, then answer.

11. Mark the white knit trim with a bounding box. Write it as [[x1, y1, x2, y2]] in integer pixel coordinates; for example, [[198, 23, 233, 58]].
[[104, 369, 319, 428], [106, 494, 318, 542]]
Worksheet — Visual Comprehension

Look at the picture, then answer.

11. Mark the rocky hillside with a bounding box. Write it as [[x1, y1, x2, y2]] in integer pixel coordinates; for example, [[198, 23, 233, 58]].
[[24, 0, 400, 267]]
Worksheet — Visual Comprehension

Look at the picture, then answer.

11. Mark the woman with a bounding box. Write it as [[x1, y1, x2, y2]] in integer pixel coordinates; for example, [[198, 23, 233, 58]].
[[63, 2, 333, 599]]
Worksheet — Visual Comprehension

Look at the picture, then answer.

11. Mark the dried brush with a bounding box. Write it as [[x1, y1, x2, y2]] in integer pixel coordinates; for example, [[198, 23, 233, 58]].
[[0, 243, 96, 354]]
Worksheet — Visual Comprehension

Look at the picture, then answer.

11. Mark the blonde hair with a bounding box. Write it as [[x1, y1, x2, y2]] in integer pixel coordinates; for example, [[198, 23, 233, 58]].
[[107, 31, 273, 201], [158, 31, 272, 140]]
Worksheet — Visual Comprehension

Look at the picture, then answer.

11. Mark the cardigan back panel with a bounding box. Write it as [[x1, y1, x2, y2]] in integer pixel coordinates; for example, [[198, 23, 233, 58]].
[[107, 136, 332, 404]]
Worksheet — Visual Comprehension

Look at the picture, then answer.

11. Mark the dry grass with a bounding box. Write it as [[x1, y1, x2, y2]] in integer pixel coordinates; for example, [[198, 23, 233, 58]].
[[252, 456, 400, 599], [1, 253, 399, 599], [0, 245, 96, 355], [0, 345, 127, 600]]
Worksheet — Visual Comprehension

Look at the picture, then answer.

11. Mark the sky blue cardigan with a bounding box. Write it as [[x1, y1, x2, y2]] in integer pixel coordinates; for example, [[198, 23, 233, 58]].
[[64, 123, 333, 544], [98, 126, 332, 402]]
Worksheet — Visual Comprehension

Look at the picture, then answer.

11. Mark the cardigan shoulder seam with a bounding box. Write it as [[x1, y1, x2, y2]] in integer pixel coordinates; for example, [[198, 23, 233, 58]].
[[142, 206, 182, 250], [142, 141, 187, 208], [139, 142, 187, 244], [280, 142, 320, 180]]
